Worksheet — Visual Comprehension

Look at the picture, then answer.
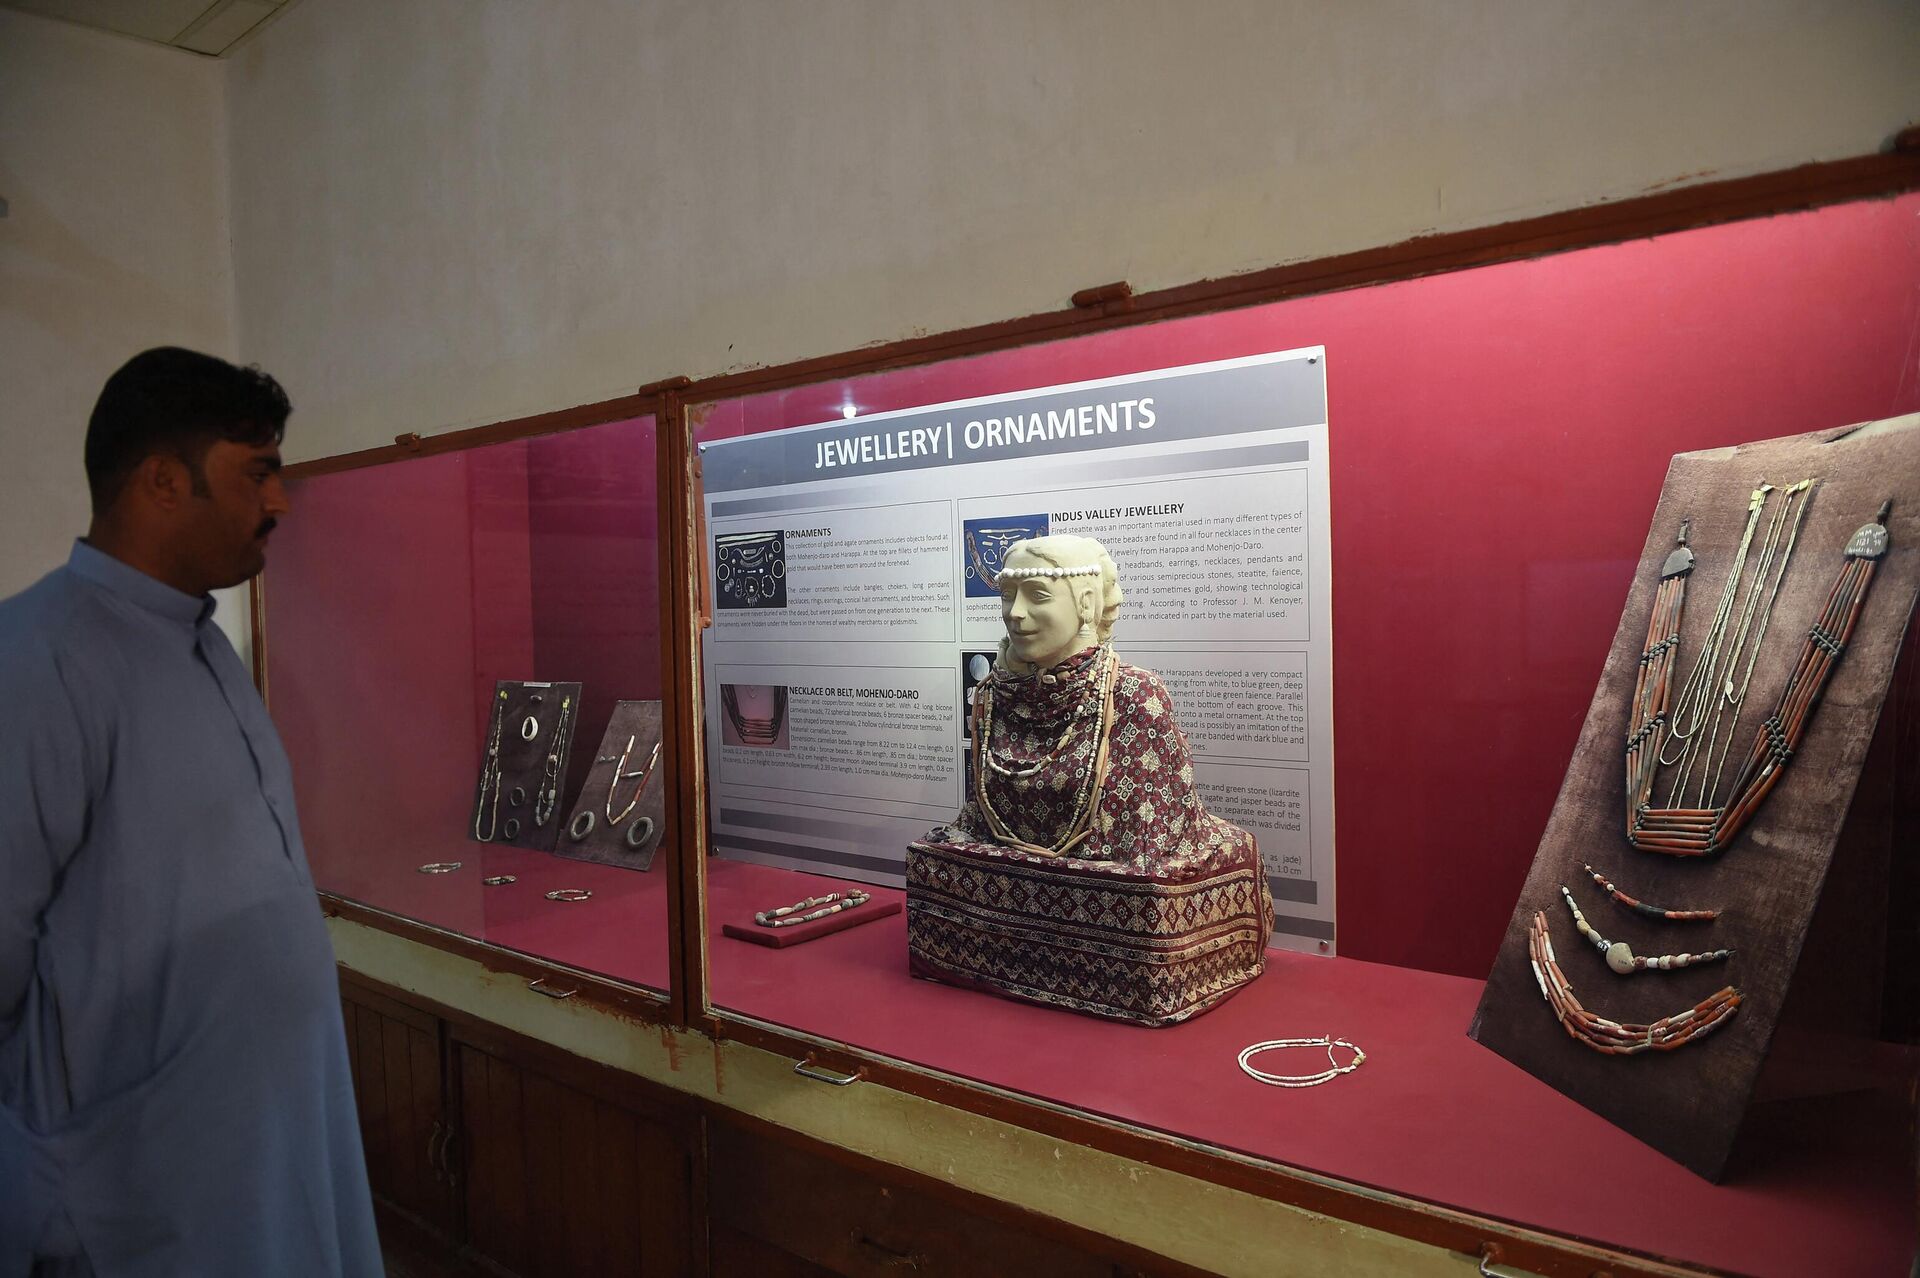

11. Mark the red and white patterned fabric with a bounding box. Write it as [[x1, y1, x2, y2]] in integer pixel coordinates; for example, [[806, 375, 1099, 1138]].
[[908, 647, 1272, 1025]]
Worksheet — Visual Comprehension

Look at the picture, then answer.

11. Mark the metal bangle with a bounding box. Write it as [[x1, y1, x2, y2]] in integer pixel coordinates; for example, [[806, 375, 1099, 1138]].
[[624, 815, 655, 849], [482, 875, 516, 886], [545, 888, 592, 902], [509, 785, 527, 808], [520, 715, 539, 740], [417, 861, 463, 874], [502, 817, 521, 840], [569, 810, 597, 841]]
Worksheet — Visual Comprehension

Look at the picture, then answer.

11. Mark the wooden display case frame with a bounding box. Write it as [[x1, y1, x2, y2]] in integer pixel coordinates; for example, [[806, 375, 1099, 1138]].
[[271, 143, 1920, 1278]]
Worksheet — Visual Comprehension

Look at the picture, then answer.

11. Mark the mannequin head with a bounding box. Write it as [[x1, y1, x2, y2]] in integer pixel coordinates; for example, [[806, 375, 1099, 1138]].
[[996, 534, 1123, 673]]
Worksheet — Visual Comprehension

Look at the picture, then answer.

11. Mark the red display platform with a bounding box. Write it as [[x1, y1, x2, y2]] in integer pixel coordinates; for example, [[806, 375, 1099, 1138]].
[[341, 855, 1920, 1277]]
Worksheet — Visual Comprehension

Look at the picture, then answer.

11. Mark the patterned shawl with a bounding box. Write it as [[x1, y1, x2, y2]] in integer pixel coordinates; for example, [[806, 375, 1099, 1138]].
[[925, 645, 1259, 882]]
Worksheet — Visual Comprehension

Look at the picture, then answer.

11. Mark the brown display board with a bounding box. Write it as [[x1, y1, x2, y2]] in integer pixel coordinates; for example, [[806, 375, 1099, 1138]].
[[558, 699, 667, 871], [468, 680, 584, 852], [1470, 417, 1920, 1180]]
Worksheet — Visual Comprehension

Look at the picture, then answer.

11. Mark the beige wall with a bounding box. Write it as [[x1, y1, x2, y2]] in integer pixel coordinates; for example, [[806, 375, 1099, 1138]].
[[222, 0, 1920, 463], [0, 13, 235, 566], [0, 12, 250, 651]]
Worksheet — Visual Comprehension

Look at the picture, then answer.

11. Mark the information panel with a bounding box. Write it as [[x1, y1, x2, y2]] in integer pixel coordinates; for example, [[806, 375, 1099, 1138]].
[[700, 349, 1336, 950]]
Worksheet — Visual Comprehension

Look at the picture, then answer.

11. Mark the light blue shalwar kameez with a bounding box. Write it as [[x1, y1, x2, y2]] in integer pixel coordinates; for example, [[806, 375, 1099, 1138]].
[[0, 543, 380, 1277]]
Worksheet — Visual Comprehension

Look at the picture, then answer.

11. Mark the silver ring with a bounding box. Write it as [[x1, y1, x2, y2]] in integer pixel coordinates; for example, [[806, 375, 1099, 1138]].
[[569, 810, 596, 841], [520, 715, 539, 740]]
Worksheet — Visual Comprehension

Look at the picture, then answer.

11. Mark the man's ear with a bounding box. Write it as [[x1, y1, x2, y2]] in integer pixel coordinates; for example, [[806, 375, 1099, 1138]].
[[130, 453, 191, 513]]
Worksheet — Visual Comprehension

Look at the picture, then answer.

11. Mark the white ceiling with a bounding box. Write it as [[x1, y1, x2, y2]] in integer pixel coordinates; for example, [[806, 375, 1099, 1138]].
[[2, 0, 289, 56]]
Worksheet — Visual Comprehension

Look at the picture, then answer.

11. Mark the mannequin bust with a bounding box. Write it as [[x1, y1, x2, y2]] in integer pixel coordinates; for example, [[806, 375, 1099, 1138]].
[[925, 532, 1259, 874], [907, 534, 1272, 1024]]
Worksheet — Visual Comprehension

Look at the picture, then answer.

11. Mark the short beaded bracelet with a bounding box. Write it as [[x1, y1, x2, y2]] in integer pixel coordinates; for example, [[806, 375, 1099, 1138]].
[[754, 890, 871, 928], [1237, 1035, 1366, 1088]]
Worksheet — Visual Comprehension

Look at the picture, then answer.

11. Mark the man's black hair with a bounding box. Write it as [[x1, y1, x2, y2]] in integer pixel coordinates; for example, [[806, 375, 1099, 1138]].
[[85, 347, 291, 513]]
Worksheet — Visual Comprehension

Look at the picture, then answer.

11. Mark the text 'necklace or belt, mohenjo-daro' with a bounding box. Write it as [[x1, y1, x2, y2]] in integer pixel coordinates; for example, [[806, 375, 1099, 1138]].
[[1529, 486, 1891, 1056]]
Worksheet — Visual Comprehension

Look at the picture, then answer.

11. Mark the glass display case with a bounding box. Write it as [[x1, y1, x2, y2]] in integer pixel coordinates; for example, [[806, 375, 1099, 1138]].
[[263, 187, 1920, 1276], [266, 412, 673, 996]]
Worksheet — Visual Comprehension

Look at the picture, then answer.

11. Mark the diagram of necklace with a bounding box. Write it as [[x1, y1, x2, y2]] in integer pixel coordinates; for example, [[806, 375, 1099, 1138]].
[[722, 683, 790, 748], [715, 530, 787, 608], [962, 514, 1048, 596]]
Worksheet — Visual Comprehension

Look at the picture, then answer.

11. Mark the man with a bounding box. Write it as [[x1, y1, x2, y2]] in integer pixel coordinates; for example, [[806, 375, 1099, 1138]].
[[0, 349, 381, 1276]]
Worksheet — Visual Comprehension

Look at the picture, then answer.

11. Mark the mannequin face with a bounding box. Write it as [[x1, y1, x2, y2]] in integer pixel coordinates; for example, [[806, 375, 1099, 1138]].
[[999, 549, 1097, 671]]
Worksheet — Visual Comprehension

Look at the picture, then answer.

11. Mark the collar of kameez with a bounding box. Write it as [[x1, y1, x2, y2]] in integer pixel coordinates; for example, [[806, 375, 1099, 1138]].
[[68, 539, 215, 629]]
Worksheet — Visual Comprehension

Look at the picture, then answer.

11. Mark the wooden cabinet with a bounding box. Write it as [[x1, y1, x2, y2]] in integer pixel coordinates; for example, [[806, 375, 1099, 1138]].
[[456, 1036, 694, 1278], [340, 976, 699, 1278], [341, 976, 1193, 1278], [339, 982, 458, 1237], [707, 1119, 1184, 1278]]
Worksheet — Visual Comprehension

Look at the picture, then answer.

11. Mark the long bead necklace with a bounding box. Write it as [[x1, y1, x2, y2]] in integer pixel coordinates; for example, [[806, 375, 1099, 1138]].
[[1655, 487, 1770, 775], [532, 694, 574, 828], [1528, 912, 1742, 1054], [1626, 497, 1889, 857], [754, 890, 871, 928], [604, 737, 661, 823], [1558, 887, 1733, 975], [982, 674, 1099, 779], [1665, 480, 1813, 805], [473, 689, 509, 842], [974, 646, 1117, 857], [1580, 864, 1720, 922]]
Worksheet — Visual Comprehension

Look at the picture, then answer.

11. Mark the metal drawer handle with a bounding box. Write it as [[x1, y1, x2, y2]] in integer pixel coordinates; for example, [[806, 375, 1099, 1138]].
[[853, 1230, 925, 1270], [793, 1056, 863, 1086], [528, 977, 577, 1000], [426, 1119, 447, 1184], [1478, 1243, 1555, 1278]]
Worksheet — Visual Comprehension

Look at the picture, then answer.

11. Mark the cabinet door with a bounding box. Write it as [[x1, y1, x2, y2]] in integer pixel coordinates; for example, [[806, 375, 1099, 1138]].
[[709, 1119, 1177, 1278], [456, 1041, 694, 1278], [339, 982, 458, 1236]]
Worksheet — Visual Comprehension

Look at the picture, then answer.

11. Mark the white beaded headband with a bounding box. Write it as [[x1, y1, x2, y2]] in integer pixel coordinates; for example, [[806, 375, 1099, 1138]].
[[995, 564, 1100, 581]]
